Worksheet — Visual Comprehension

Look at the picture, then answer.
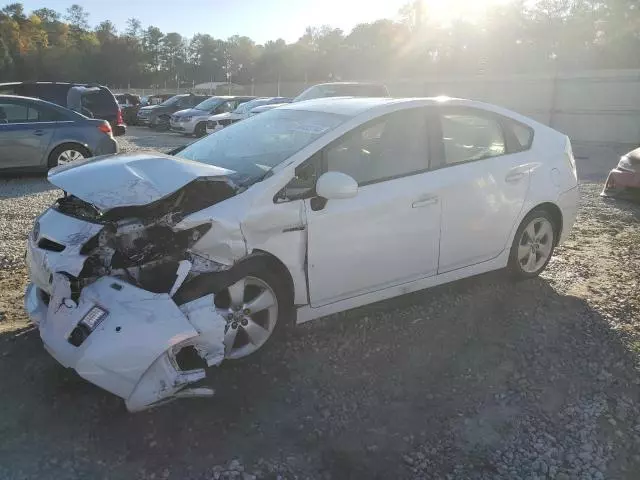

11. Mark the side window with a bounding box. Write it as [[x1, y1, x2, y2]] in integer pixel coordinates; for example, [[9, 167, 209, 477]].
[[214, 101, 234, 114], [0, 102, 28, 123], [28, 104, 65, 122], [440, 111, 506, 165], [325, 108, 429, 186], [507, 121, 534, 152]]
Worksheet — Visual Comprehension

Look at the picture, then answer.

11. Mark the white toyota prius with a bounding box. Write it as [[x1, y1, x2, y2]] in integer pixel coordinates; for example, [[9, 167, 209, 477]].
[[24, 97, 579, 411]]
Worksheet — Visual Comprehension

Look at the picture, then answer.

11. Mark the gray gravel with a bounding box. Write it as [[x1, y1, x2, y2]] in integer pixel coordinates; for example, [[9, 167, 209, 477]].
[[0, 133, 638, 479]]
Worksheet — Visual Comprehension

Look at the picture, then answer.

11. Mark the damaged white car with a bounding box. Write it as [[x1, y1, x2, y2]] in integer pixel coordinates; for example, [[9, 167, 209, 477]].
[[25, 97, 579, 411]]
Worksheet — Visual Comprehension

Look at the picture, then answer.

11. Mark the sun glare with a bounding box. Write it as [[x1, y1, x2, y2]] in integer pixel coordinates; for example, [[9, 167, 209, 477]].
[[419, 0, 512, 25]]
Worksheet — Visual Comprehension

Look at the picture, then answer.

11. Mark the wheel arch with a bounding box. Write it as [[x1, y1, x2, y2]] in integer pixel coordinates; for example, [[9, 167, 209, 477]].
[[46, 141, 92, 167], [527, 202, 563, 245], [249, 249, 296, 306]]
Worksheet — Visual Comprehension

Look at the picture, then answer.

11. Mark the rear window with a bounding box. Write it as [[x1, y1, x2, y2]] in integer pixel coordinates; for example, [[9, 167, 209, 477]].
[[508, 121, 534, 152], [82, 89, 117, 114]]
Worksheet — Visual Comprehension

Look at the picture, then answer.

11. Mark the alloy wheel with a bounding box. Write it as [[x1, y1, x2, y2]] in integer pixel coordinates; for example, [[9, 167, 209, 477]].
[[57, 149, 85, 165], [215, 276, 279, 360], [517, 217, 554, 273]]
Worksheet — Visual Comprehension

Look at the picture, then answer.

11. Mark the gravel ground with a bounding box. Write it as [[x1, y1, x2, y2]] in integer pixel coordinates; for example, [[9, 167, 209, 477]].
[[0, 132, 638, 479]]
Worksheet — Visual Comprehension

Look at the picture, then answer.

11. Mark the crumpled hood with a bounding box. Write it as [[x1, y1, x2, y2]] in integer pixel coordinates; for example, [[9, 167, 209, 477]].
[[48, 153, 234, 211]]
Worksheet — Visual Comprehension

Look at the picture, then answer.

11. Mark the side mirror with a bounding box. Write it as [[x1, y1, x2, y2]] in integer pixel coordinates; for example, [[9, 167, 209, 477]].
[[315, 171, 358, 200]]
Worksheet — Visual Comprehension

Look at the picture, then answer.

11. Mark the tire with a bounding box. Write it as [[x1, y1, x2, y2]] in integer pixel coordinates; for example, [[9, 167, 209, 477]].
[[48, 144, 91, 169], [508, 208, 558, 279], [156, 116, 170, 131], [211, 258, 292, 361], [194, 122, 207, 138]]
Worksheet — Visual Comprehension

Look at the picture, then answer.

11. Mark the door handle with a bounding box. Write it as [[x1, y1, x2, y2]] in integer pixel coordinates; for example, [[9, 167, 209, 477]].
[[33, 130, 44, 136], [412, 195, 439, 208], [505, 171, 526, 183]]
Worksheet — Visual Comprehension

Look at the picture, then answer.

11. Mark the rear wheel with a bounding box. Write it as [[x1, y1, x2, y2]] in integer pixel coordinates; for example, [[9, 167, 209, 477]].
[[508, 209, 557, 279], [48, 144, 91, 169]]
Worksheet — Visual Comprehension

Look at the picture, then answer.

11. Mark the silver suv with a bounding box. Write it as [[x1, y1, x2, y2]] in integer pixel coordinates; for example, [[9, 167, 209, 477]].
[[170, 96, 255, 137]]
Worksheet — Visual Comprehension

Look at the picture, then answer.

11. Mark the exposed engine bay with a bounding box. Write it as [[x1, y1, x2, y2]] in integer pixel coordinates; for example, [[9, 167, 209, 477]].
[[54, 177, 238, 299]]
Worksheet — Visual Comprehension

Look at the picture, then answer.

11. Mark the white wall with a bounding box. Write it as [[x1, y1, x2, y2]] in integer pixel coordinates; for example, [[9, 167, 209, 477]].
[[116, 70, 640, 144]]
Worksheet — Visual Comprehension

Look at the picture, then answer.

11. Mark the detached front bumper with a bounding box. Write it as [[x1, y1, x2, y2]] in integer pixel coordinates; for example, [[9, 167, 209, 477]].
[[25, 275, 226, 411]]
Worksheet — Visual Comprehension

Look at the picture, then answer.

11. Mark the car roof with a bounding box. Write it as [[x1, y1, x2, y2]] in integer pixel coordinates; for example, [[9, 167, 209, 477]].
[[280, 96, 541, 118], [0, 81, 106, 88], [212, 95, 256, 100], [0, 94, 61, 105], [280, 97, 409, 116], [312, 82, 386, 87], [0, 94, 85, 116]]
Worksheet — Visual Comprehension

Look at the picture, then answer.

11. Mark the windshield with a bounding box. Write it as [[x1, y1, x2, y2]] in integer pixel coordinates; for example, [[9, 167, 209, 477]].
[[294, 86, 326, 102], [194, 97, 220, 111], [159, 95, 183, 107], [232, 98, 269, 114], [294, 84, 385, 102], [176, 109, 346, 185]]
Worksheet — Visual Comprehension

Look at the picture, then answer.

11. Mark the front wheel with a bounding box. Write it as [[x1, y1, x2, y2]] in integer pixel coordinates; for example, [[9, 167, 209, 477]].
[[212, 263, 290, 360], [508, 209, 557, 279], [194, 122, 207, 137]]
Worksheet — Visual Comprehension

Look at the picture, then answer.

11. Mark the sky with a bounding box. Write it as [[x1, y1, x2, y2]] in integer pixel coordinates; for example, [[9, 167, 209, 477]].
[[16, 0, 411, 43]]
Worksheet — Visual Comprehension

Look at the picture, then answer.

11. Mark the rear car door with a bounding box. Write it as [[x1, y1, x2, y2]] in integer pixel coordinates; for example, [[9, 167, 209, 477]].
[[0, 98, 57, 169], [433, 106, 533, 273]]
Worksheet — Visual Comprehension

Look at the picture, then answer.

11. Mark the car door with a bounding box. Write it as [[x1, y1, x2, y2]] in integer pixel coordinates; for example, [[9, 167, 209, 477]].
[[433, 106, 533, 273], [0, 99, 57, 169], [304, 107, 442, 307]]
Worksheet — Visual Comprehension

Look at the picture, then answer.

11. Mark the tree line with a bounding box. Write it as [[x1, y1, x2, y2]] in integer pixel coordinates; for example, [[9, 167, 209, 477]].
[[0, 1, 638, 89]]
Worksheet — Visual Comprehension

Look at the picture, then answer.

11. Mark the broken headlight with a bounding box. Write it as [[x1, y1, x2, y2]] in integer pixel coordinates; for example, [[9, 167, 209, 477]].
[[69, 306, 108, 347], [80, 306, 109, 330]]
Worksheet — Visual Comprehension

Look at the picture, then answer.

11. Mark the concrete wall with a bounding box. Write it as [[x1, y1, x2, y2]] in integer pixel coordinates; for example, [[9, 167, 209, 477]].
[[116, 70, 640, 144]]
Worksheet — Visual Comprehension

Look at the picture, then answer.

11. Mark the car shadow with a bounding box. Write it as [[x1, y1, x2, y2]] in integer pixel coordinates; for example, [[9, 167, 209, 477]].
[[1, 271, 639, 479]]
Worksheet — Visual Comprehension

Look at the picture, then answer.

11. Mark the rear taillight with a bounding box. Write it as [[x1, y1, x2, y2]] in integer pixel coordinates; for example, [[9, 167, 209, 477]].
[[116, 107, 124, 125], [98, 121, 113, 137]]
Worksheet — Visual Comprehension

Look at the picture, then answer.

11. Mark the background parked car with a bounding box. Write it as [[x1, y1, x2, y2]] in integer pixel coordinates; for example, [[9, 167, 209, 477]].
[[0, 82, 125, 136], [248, 82, 390, 116], [601, 146, 640, 200], [115, 93, 141, 125], [0, 95, 118, 172], [136, 93, 209, 130], [170, 96, 255, 137], [206, 96, 291, 133], [141, 93, 173, 106]]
